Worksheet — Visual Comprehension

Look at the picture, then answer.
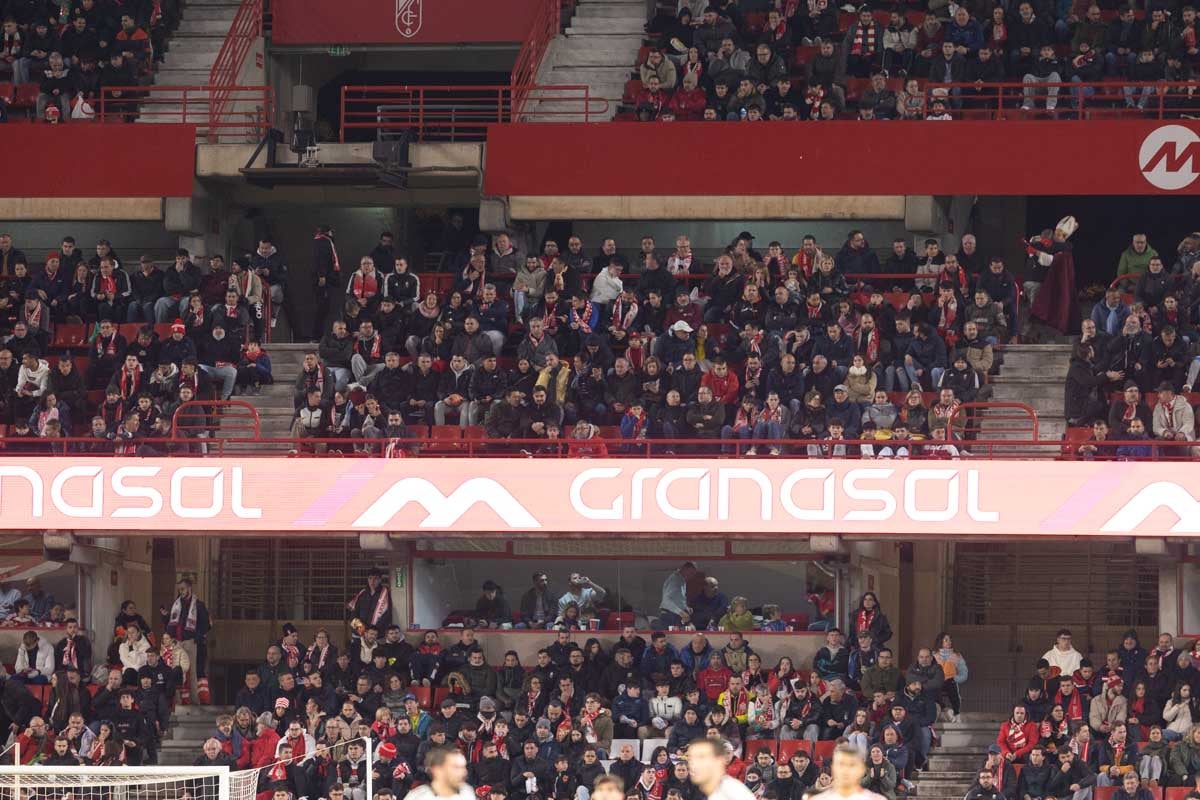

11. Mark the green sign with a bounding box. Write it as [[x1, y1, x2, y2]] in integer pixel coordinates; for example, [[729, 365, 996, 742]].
[[327, 45, 351, 57], [394, 566, 406, 589]]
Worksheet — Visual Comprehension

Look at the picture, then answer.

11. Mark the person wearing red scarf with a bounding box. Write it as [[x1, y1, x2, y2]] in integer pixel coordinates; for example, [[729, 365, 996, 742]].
[[998, 705, 1039, 762], [1054, 677, 1085, 727], [348, 256, 381, 311]]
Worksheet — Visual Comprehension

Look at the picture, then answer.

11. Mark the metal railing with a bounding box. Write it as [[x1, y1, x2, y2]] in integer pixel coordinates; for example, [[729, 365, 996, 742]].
[[901, 80, 1200, 120], [339, 84, 607, 141], [510, 0, 563, 116], [97, 85, 272, 142], [208, 0, 264, 137], [1, 434, 1195, 460], [171, 399, 261, 438]]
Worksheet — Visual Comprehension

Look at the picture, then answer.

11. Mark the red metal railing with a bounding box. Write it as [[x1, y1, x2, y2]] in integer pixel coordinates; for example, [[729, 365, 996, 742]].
[[171, 399, 261, 438], [339, 84, 608, 141], [2, 435, 1195, 460], [97, 85, 272, 142], [904, 81, 1200, 120], [510, 0, 563, 116], [208, 0, 264, 137]]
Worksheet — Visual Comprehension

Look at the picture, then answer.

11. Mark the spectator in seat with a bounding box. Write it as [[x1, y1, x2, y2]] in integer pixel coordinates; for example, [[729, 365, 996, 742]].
[[806, 41, 847, 112], [1048, 745, 1096, 800], [12, 630, 52, 685], [154, 250, 200, 323], [1108, 383, 1151, 437], [13, 351, 48, 420], [686, 385, 724, 445], [127, 255, 164, 323], [557, 574, 606, 621], [965, 767, 1005, 800], [1000, 705, 1040, 763], [1009, 2, 1052, 75], [36, 52, 72, 122], [198, 322, 239, 400], [1089, 676, 1127, 739], [1147, 327, 1187, 390], [1150, 382, 1194, 445], [316, 321, 352, 393], [667, 73, 707, 119], [473, 581, 512, 630], [843, 7, 883, 78], [213, 288, 250, 343]]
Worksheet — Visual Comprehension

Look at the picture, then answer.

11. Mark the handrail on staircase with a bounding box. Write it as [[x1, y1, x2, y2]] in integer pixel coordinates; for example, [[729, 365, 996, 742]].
[[208, 0, 264, 142], [510, 0, 562, 117]]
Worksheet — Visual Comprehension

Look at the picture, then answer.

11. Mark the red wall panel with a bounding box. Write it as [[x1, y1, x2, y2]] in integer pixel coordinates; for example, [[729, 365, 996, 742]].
[[484, 121, 1200, 196], [0, 124, 195, 198], [272, 0, 542, 45]]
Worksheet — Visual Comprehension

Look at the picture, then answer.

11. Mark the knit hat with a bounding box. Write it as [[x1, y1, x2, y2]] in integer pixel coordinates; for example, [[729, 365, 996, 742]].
[[536, 717, 552, 729], [377, 742, 398, 759], [171, 319, 186, 334], [479, 696, 497, 712], [275, 697, 290, 709], [45, 252, 60, 263]]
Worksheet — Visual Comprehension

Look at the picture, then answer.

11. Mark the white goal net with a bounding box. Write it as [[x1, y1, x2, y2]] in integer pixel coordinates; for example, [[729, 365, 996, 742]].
[[0, 766, 261, 800]]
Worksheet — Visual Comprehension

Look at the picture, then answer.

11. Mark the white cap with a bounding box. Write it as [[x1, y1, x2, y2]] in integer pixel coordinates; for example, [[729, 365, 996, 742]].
[[671, 320, 694, 333]]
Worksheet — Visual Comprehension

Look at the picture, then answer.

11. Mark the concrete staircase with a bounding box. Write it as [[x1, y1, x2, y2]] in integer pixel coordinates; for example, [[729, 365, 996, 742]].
[[230, 343, 308, 449], [912, 714, 1000, 800], [158, 704, 235, 766], [138, 0, 241, 125], [532, 0, 647, 120], [977, 344, 1073, 454]]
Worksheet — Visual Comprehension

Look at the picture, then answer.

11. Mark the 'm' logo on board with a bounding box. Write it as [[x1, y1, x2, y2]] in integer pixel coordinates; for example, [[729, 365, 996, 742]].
[[1139, 125, 1200, 191]]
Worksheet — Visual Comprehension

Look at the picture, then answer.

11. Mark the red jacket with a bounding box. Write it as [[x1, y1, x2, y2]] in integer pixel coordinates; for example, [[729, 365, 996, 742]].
[[697, 666, 732, 701], [996, 720, 1038, 760], [667, 89, 708, 120], [15, 733, 55, 764], [701, 371, 741, 405], [247, 728, 281, 768]]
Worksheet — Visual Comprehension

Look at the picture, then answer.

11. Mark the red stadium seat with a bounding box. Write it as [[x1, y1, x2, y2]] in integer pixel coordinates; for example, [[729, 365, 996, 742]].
[[12, 83, 39, 109], [622, 79, 643, 105], [778, 740, 811, 761], [0, 82, 13, 104], [432, 687, 451, 708], [409, 685, 432, 709], [745, 738, 777, 758], [1166, 789, 1193, 800], [54, 323, 88, 348], [812, 740, 836, 765], [425, 425, 464, 453], [1060, 427, 1092, 459], [1094, 788, 1117, 800], [780, 612, 809, 630], [605, 611, 634, 629]]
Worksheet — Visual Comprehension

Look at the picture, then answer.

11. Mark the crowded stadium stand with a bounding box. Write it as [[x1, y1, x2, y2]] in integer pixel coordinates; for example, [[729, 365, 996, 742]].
[[5, 1, 1200, 800]]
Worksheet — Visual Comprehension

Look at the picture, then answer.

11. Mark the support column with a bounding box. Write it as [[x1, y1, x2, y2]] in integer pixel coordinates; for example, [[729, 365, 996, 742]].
[[909, 541, 949, 663]]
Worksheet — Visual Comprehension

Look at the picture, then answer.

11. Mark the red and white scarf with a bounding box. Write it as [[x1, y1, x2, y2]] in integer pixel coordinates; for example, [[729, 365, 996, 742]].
[[354, 334, 382, 361], [305, 643, 332, 671], [611, 298, 638, 331], [571, 302, 594, 334], [168, 594, 198, 637], [97, 333, 120, 356], [350, 272, 379, 302], [314, 233, 340, 273], [351, 585, 389, 626], [852, 22, 876, 55], [862, 328, 879, 363], [61, 636, 77, 669], [1005, 720, 1028, 752], [118, 365, 142, 400]]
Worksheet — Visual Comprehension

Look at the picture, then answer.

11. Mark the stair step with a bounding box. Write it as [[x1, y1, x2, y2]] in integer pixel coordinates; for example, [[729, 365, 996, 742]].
[[182, 4, 240, 17], [574, 4, 652, 16], [565, 22, 648, 34]]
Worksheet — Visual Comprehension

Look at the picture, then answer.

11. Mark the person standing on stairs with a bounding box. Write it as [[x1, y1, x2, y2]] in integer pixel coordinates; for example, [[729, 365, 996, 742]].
[[160, 577, 211, 705]]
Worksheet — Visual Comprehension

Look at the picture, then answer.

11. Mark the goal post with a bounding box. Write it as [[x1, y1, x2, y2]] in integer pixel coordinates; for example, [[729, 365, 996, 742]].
[[0, 765, 241, 800]]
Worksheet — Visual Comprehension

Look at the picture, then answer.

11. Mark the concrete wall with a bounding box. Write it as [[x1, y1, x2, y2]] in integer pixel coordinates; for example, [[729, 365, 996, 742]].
[[509, 196, 907, 222], [207, 623, 824, 670]]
